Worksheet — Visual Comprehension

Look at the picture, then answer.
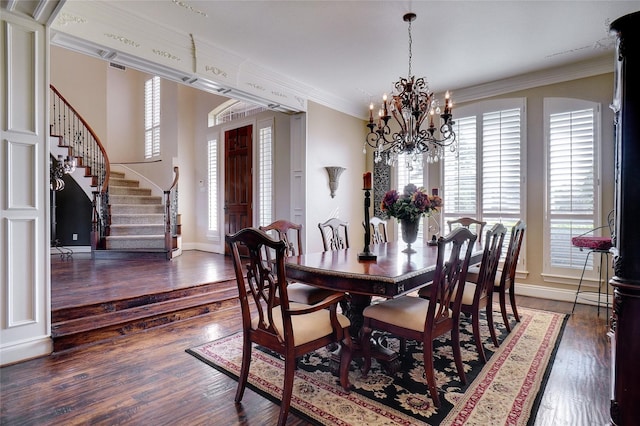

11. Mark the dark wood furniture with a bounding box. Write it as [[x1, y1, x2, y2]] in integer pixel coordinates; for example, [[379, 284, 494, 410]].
[[369, 217, 388, 243], [360, 228, 478, 407], [318, 217, 350, 251], [259, 220, 338, 305], [285, 239, 483, 371], [610, 10, 640, 426], [226, 228, 353, 426], [495, 220, 526, 332], [447, 217, 487, 244], [420, 223, 506, 363]]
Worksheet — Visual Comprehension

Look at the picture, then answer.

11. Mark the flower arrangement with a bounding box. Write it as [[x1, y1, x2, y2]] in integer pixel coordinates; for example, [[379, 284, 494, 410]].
[[380, 184, 442, 222]]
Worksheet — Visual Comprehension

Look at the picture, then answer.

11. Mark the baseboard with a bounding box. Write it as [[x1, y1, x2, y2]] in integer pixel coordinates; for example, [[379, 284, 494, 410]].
[[0, 337, 52, 367], [515, 282, 612, 308]]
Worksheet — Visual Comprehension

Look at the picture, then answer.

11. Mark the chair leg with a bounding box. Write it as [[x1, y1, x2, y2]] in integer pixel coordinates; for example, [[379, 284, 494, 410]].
[[278, 355, 296, 426], [509, 285, 520, 323], [499, 286, 511, 332], [572, 250, 593, 315], [235, 334, 252, 402], [486, 300, 499, 347], [451, 319, 466, 386], [423, 340, 441, 408], [360, 323, 373, 376], [471, 310, 487, 363], [339, 336, 353, 391]]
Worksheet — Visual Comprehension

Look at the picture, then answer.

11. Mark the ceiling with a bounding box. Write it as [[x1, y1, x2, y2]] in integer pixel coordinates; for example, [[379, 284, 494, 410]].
[[11, 1, 640, 117]]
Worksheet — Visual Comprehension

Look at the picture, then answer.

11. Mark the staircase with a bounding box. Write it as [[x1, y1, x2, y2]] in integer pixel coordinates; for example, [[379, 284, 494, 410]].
[[106, 170, 167, 251], [50, 84, 181, 260]]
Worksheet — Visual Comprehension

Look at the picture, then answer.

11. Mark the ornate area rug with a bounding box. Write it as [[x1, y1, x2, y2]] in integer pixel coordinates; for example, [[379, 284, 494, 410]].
[[187, 307, 566, 425]]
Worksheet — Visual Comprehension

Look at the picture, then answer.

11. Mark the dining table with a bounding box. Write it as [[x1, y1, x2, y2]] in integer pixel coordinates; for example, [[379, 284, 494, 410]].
[[285, 240, 484, 373]]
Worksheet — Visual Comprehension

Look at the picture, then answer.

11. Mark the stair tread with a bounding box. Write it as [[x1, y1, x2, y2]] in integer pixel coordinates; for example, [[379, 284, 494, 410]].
[[52, 293, 237, 336]]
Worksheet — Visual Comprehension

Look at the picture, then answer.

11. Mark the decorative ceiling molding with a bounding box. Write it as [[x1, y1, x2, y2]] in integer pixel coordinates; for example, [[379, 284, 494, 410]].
[[55, 12, 86, 26], [152, 49, 181, 62], [104, 33, 140, 48], [171, 0, 208, 18]]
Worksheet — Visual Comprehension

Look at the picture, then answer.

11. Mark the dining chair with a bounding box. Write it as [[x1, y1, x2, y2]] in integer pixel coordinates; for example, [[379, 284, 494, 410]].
[[226, 227, 353, 426], [447, 217, 487, 244], [465, 220, 526, 333], [260, 219, 339, 305], [318, 217, 350, 251], [421, 223, 507, 363], [368, 217, 388, 243], [360, 227, 477, 408]]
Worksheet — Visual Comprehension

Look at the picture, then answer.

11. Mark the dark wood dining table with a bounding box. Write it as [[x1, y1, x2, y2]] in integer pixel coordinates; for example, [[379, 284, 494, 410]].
[[285, 240, 483, 372]]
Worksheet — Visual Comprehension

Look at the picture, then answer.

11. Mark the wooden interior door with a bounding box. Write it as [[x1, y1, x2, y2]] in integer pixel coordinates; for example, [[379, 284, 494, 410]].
[[224, 125, 252, 255]]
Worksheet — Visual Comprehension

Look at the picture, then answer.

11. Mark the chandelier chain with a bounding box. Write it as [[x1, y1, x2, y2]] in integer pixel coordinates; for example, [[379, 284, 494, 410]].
[[407, 19, 412, 78]]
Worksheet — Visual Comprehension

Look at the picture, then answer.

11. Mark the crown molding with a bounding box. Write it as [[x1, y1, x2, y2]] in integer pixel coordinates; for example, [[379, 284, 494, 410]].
[[451, 55, 614, 104]]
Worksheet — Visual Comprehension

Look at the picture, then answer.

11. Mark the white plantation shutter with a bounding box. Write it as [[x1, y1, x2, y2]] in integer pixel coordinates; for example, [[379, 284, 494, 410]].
[[545, 99, 600, 274], [444, 115, 477, 220], [481, 109, 521, 228], [443, 99, 525, 263], [258, 120, 273, 227], [145, 76, 160, 159], [208, 138, 218, 233]]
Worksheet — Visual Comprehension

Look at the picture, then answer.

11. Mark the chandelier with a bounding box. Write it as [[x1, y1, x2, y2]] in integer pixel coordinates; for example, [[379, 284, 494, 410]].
[[364, 13, 456, 167]]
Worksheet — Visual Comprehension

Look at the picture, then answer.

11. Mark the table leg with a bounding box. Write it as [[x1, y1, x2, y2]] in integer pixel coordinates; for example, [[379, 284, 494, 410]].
[[330, 293, 401, 375]]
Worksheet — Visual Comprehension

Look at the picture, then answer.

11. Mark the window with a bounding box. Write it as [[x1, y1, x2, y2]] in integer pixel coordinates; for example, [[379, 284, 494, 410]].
[[208, 138, 218, 233], [258, 119, 273, 227], [544, 98, 601, 278], [443, 99, 525, 261], [209, 100, 267, 126], [144, 76, 161, 159]]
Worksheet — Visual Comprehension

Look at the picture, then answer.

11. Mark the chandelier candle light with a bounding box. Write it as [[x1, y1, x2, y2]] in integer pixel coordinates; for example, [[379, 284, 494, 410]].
[[358, 171, 377, 261], [364, 12, 456, 167]]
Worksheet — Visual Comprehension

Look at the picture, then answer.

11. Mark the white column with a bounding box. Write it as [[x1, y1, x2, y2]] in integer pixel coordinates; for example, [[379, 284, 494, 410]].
[[0, 11, 52, 365]]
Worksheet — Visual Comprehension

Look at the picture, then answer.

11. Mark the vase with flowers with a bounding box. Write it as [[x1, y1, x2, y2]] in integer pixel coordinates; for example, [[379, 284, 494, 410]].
[[380, 184, 443, 253]]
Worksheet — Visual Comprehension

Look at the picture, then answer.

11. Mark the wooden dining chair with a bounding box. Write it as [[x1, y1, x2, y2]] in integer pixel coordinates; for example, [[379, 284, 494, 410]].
[[368, 217, 388, 244], [318, 217, 349, 251], [421, 223, 507, 363], [464, 220, 526, 333], [360, 227, 477, 408], [226, 228, 353, 426], [447, 217, 487, 244], [494, 220, 526, 331], [260, 220, 339, 305]]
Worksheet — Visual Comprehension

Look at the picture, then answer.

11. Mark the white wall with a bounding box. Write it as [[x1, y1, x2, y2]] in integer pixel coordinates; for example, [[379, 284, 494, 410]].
[[305, 101, 367, 253]]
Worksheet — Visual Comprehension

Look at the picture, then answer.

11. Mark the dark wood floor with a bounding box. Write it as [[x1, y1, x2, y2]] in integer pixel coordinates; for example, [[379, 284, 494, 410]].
[[1, 251, 611, 425]]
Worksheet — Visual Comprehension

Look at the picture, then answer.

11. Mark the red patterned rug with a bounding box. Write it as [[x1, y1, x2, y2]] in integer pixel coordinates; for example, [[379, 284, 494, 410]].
[[187, 306, 566, 425]]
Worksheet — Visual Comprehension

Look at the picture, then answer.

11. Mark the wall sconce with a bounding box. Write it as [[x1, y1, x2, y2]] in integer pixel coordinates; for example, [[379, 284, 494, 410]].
[[325, 166, 345, 198]]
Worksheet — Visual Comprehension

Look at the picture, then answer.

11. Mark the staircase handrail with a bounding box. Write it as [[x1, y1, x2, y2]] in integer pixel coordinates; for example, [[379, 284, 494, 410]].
[[164, 166, 180, 258], [49, 84, 111, 192]]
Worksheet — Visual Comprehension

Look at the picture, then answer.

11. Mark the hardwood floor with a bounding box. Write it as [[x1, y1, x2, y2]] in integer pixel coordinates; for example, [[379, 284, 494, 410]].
[[1, 252, 611, 425]]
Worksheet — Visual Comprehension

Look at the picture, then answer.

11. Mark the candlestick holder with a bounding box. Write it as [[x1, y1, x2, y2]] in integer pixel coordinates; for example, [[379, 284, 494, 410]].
[[358, 188, 377, 261]]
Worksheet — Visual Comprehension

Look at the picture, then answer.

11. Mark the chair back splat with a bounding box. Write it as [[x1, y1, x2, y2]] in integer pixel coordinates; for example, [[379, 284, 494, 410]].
[[447, 217, 487, 244], [368, 217, 388, 244], [318, 217, 349, 251], [260, 220, 338, 305], [227, 228, 353, 426]]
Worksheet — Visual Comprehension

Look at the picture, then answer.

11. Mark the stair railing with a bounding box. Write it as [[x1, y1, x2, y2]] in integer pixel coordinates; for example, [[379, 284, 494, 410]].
[[50, 85, 111, 254], [165, 166, 179, 258]]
